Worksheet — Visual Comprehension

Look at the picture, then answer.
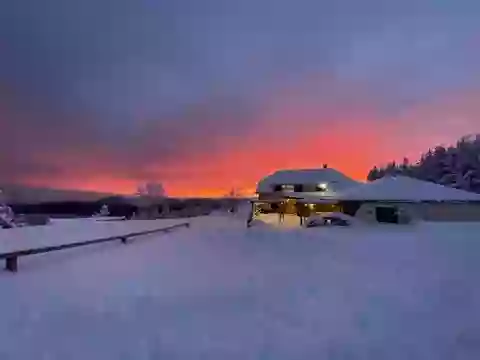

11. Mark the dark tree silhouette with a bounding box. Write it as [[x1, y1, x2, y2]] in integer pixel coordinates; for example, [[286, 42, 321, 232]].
[[366, 134, 480, 193]]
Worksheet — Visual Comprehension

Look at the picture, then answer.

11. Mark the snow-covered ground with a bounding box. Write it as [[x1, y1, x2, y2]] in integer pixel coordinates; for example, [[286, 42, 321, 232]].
[[1, 216, 480, 359], [0, 218, 188, 254]]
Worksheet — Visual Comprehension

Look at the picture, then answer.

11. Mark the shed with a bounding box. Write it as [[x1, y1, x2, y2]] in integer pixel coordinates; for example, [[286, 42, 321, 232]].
[[337, 176, 480, 222]]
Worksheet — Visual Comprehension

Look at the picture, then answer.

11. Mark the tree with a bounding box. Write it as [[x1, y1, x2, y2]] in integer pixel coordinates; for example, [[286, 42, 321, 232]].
[[400, 157, 414, 177], [387, 161, 398, 175], [365, 134, 480, 193], [225, 187, 239, 213], [0, 189, 15, 228], [137, 182, 166, 197], [367, 166, 380, 181]]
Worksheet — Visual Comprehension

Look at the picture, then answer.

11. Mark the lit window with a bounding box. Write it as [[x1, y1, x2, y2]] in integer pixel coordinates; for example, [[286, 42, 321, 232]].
[[316, 183, 327, 192]]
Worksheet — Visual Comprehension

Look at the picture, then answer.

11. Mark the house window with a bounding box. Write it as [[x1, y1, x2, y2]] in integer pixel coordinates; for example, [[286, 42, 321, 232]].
[[280, 184, 295, 192], [294, 184, 303, 192], [273, 184, 303, 192]]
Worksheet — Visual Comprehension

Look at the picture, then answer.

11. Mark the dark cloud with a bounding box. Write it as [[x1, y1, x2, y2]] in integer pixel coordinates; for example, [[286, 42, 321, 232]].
[[1, 0, 480, 190]]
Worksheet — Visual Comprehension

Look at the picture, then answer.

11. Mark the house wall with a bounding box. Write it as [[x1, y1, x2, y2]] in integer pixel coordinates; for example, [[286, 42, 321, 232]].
[[354, 203, 377, 223], [257, 187, 330, 200], [299, 184, 325, 192], [254, 199, 342, 217], [255, 197, 480, 223], [311, 203, 342, 213], [354, 201, 480, 223], [257, 193, 282, 201], [416, 202, 480, 221], [355, 203, 418, 224]]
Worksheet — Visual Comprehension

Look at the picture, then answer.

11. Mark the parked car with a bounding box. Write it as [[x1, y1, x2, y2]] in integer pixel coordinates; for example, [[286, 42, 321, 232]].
[[304, 212, 354, 228]]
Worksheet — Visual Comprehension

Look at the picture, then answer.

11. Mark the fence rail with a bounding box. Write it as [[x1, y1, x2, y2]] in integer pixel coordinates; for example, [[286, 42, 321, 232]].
[[0, 222, 190, 272]]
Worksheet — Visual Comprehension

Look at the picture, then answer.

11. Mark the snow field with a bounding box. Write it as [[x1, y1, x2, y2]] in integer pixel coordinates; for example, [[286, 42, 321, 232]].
[[0, 216, 479, 359]]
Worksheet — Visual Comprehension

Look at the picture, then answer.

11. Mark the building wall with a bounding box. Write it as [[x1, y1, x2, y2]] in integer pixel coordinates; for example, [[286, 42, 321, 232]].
[[297, 184, 325, 192], [355, 203, 418, 224], [311, 203, 342, 213], [257, 188, 331, 200], [417, 202, 480, 221], [256, 197, 480, 223], [354, 201, 480, 223], [354, 203, 377, 223]]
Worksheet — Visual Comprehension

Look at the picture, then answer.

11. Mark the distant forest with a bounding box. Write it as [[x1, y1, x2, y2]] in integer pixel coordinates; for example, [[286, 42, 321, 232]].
[[367, 134, 480, 193]]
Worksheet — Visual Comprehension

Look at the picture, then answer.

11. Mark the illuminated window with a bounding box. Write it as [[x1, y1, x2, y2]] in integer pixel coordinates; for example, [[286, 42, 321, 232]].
[[316, 183, 327, 192], [280, 184, 295, 192], [273, 184, 295, 192]]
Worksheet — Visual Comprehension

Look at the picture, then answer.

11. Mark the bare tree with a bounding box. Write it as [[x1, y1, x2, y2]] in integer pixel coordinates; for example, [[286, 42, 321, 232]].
[[228, 187, 237, 198], [137, 182, 166, 197], [0, 189, 15, 228]]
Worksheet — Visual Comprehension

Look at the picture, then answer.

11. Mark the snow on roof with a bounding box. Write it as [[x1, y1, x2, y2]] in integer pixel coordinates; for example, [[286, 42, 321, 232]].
[[256, 168, 360, 193], [337, 176, 480, 202]]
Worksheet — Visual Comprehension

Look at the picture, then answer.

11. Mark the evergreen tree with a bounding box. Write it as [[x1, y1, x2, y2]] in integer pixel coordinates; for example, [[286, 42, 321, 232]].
[[367, 166, 380, 181], [366, 134, 480, 193]]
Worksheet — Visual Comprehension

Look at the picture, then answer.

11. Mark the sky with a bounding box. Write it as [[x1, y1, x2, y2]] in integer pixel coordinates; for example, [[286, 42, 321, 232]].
[[1, 0, 480, 197]]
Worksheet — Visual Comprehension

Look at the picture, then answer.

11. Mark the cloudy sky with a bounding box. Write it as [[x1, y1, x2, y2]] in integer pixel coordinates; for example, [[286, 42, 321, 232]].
[[1, 0, 480, 196]]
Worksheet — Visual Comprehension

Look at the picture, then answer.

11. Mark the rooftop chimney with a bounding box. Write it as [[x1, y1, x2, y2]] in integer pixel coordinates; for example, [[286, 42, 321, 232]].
[[323, 164, 328, 168]]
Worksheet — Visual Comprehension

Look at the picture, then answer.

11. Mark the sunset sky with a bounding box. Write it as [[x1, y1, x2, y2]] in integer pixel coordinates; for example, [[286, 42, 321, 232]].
[[1, 0, 480, 197]]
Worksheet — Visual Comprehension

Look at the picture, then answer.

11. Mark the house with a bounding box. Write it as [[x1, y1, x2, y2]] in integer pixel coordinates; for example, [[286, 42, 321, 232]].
[[333, 176, 480, 223], [257, 166, 360, 197], [254, 166, 361, 214], [252, 169, 480, 224]]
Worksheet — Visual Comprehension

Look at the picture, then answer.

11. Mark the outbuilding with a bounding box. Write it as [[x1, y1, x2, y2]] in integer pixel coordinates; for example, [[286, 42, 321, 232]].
[[335, 176, 480, 223]]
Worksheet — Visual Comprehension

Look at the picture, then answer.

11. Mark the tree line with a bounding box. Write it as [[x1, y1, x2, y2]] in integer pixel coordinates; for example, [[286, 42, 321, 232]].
[[367, 134, 480, 193]]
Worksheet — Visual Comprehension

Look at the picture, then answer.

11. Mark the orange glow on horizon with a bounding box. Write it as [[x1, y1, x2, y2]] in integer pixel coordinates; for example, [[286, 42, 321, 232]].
[[9, 89, 480, 198]]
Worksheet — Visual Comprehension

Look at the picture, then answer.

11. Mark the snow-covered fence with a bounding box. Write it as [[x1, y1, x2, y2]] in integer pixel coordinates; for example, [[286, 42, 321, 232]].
[[0, 221, 190, 272]]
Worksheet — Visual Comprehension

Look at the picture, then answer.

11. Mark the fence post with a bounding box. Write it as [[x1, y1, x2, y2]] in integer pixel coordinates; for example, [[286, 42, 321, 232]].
[[5, 256, 18, 272]]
